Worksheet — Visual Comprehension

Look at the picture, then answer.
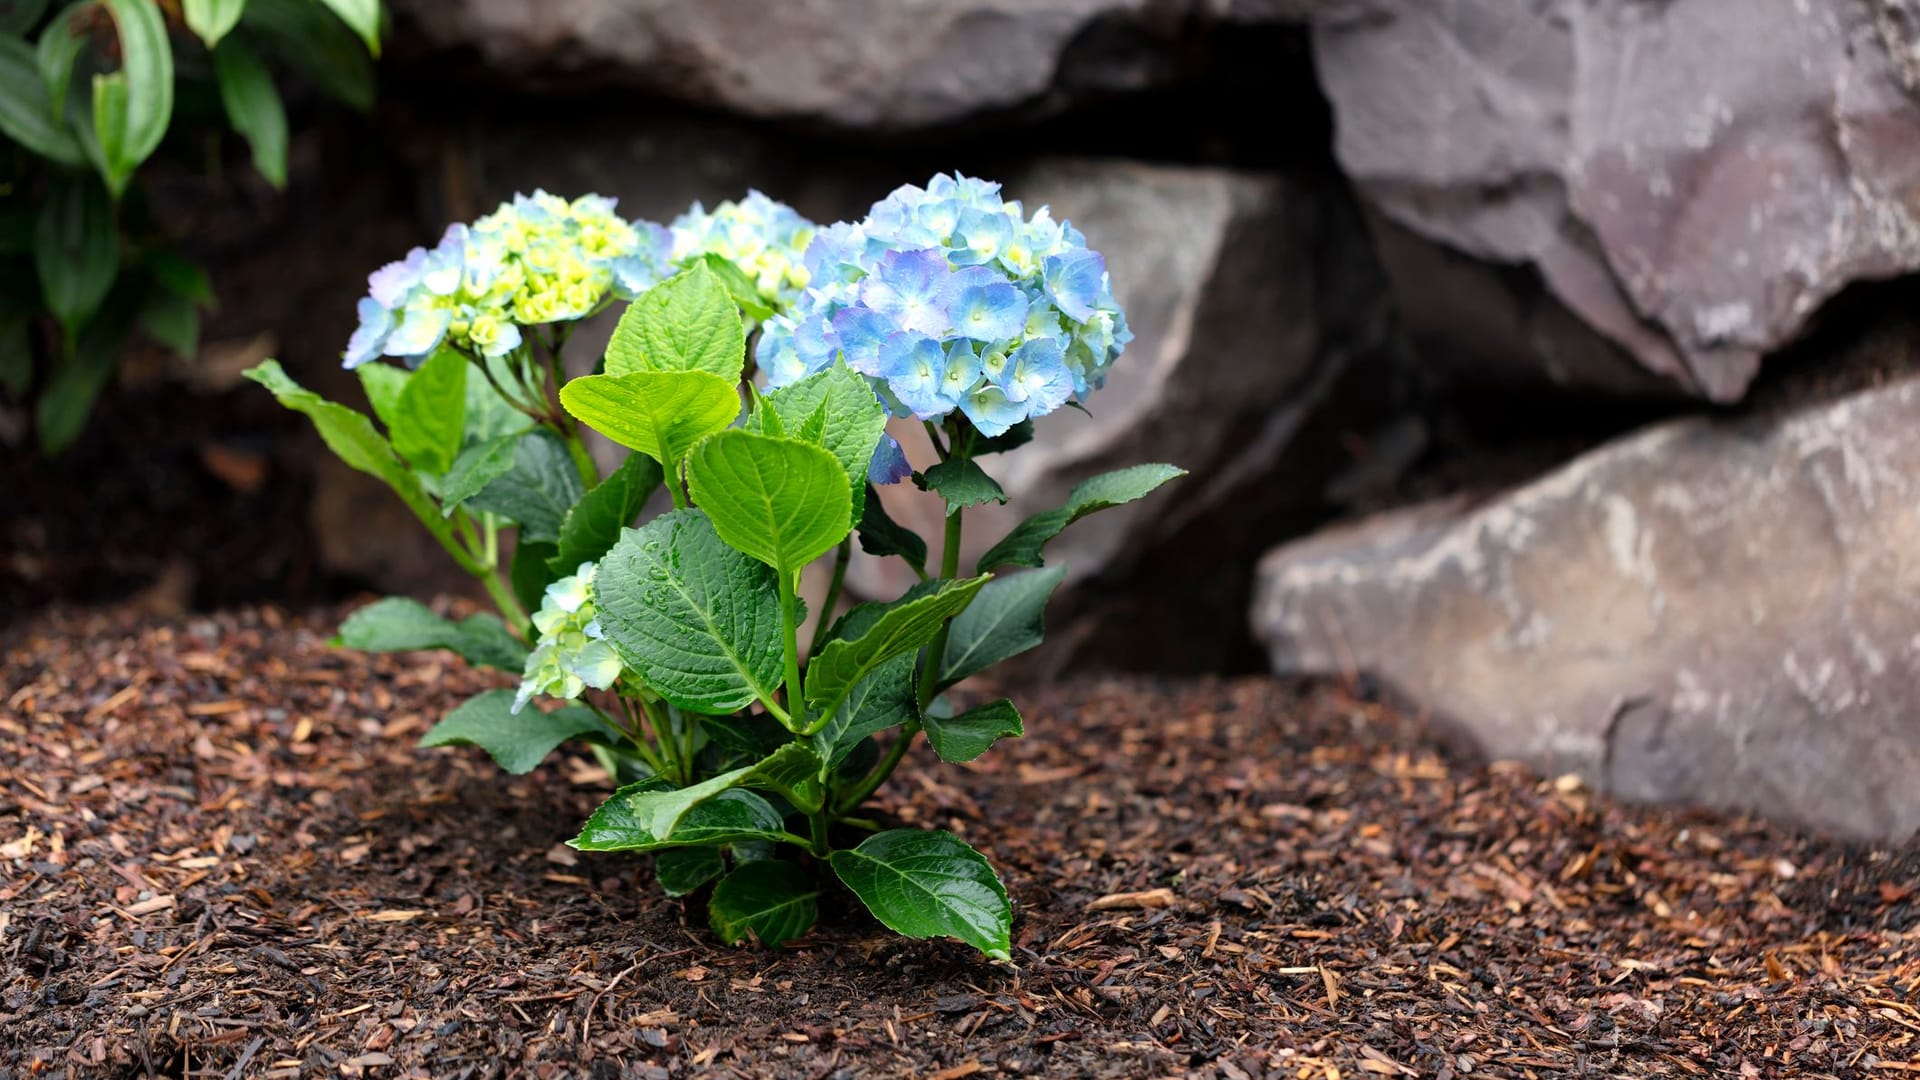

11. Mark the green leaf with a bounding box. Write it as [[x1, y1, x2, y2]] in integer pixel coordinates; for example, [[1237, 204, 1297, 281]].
[[710, 861, 818, 948], [972, 419, 1033, 456], [593, 508, 783, 714], [418, 690, 618, 775], [93, 0, 173, 198], [743, 741, 825, 814], [356, 360, 408, 429], [389, 344, 467, 475], [314, 0, 379, 56], [35, 283, 134, 454], [560, 369, 739, 470], [804, 575, 988, 725], [0, 0, 50, 35], [136, 287, 198, 359], [35, 173, 116, 336], [465, 430, 587, 543], [183, 0, 247, 47], [748, 361, 888, 526], [818, 653, 917, 768], [976, 464, 1187, 573], [0, 36, 85, 165], [656, 847, 723, 897], [335, 596, 529, 672], [922, 699, 1022, 763], [548, 451, 662, 576], [829, 830, 1011, 960], [700, 711, 789, 762], [36, 3, 86, 113], [464, 353, 531, 443], [918, 457, 1006, 514], [855, 484, 927, 574], [573, 783, 788, 852], [144, 249, 215, 305], [689, 253, 774, 322], [685, 429, 850, 576], [240, 0, 372, 110], [583, 764, 763, 847], [510, 539, 560, 616], [604, 263, 745, 381], [438, 433, 517, 512], [941, 566, 1066, 686], [213, 37, 288, 188]]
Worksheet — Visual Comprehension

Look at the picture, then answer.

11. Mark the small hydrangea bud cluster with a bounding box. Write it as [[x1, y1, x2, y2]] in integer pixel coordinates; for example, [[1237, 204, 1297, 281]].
[[670, 191, 816, 310], [346, 191, 672, 369], [513, 562, 624, 713], [756, 173, 1131, 437]]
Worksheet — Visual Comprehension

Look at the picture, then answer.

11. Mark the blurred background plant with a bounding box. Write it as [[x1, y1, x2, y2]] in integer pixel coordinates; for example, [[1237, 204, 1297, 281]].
[[0, 0, 381, 454]]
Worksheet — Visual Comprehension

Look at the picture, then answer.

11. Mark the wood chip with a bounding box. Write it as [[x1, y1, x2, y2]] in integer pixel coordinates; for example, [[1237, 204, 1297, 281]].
[[1088, 888, 1176, 911]]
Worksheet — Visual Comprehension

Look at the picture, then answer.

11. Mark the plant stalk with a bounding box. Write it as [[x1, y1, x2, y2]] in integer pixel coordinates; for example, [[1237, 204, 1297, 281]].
[[777, 568, 806, 732], [807, 538, 852, 656]]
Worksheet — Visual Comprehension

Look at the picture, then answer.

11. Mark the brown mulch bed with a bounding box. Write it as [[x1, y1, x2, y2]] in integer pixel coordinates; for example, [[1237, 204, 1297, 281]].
[[4, 605, 1919, 1079]]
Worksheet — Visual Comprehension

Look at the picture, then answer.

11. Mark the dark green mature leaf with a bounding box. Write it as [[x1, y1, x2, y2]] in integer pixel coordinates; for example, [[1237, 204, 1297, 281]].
[[656, 847, 723, 897], [241, 0, 373, 110], [686, 430, 850, 575], [700, 711, 788, 761], [390, 344, 466, 475], [510, 539, 560, 616], [940, 566, 1066, 686], [804, 576, 988, 725], [465, 353, 532, 443], [314, 0, 380, 55], [748, 362, 888, 526], [466, 430, 586, 543], [213, 38, 289, 188], [144, 249, 215, 305], [418, 690, 618, 775], [918, 457, 1005, 514], [743, 741, 825, 814], [0, 0, 50, 35], [581, 765, 765, 847], [560, 369, 739, 470], [549, 451, 662, 575], [93, 0, 173, 197], [35, 173, 116, 336], [572, 785, 788, 852], [710, 861, 818, 948], [604, 263, 745, 381], [830, 830, 1011, 960], [136, 288, 198, 359], [976, 464, 1186, 573], [183, 0, 247, 46], [335, 596, 529, 672], [35, 282, 134, 454], [922, 699, 1022, 763], [593, 509, 783, 714], [972, 419, 1033, 456], [0, 37, 85, 165], [438, 434, 517, 512], [855, 485, 927, 574], [818, 653, 916, 768]]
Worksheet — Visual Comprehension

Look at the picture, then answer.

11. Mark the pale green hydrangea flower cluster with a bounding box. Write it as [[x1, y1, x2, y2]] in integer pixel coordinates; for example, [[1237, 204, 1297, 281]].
[[513, 562, 623, 713]]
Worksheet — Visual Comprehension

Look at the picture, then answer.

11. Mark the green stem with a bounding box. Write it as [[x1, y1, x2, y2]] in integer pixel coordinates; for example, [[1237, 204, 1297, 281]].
[[477, 569, 530, 637], [562, 427, 599, 487], [807, 538, 852, 656], [588, 699, 668, 778], [637, 693, 684, 786], [834, 719, 920, 817], [807, 808, 830, 857], [777, 568, 806, 733], [918, 506, 963, 711], [667, 462, 689, 510], [923, 419, 949, 462]]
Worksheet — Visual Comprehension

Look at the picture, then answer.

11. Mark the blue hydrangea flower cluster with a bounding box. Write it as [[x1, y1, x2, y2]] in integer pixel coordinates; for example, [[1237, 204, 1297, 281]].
[[514, 562, 623, 713], [346, 191, 672, 369], [670, 191, 816, 311], [756, 173, 1131, 440]]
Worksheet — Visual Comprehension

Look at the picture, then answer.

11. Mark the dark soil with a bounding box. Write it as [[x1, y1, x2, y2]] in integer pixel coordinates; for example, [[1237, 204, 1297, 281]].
[[4, 603, 1919, 1079]]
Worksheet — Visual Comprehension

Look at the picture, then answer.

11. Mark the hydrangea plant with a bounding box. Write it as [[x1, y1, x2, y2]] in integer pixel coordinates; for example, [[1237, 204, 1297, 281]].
[[249, 174, 1183, 958]]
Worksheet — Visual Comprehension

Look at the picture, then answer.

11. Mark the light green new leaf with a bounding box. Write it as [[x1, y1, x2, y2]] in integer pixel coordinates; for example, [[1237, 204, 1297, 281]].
[[35, 3, 86, 112], [940, 566, 1066, 686], [747, 361, 889, 526], [389, 345, 466, 475], [604, 263, 745, 381], [918, 457, 1006, 514], [685, 429, 849, 575], [548, 451, 662, 576], [93, 0, 173, 198], [213, 37, 288, 188], [335, 596, 529, 672], [804, 575, 988, 725], [243, 360, 461, 557], [710, 861, 818, 948], [656, 847, 723, 897], [314, 0, 379, 55], [464, 430, 587, 543], [0, 37, 84, 165], [418, 690, 619, 775], [830, 830, 1011, 960], [592, 509, 784, 714], [976, 464, 1186, 572], [689, 253, 774, 322], [34, 173, 116, 336], [572, 784, 789, 852], [355, 362, 408, 432], [922, 699, 1023, 763], [183, 0, 246, 47], [560, 369, 738, 471]]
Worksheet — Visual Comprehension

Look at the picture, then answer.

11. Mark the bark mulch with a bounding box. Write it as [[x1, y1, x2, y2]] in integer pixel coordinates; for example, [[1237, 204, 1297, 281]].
[[4, 604, 1919, 1079]]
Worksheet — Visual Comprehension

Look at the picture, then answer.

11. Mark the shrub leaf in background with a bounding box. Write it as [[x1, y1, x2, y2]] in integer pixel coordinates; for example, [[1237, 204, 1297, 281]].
[[93, 0, 174, 198], [0, 36, 84, 164], [183, 0, 246, 47], [335, 596, 529, 672], [213, 38, 289, 187], [34, 173, 116, 338]]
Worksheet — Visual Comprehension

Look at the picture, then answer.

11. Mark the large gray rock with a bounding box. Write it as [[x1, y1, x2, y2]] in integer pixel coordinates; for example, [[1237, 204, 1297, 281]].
[[1253, 373, 1920, 840], [1313, 0, 1920, 401], [391, 0, 1188, 130], [845, 158, 1386, 617]]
